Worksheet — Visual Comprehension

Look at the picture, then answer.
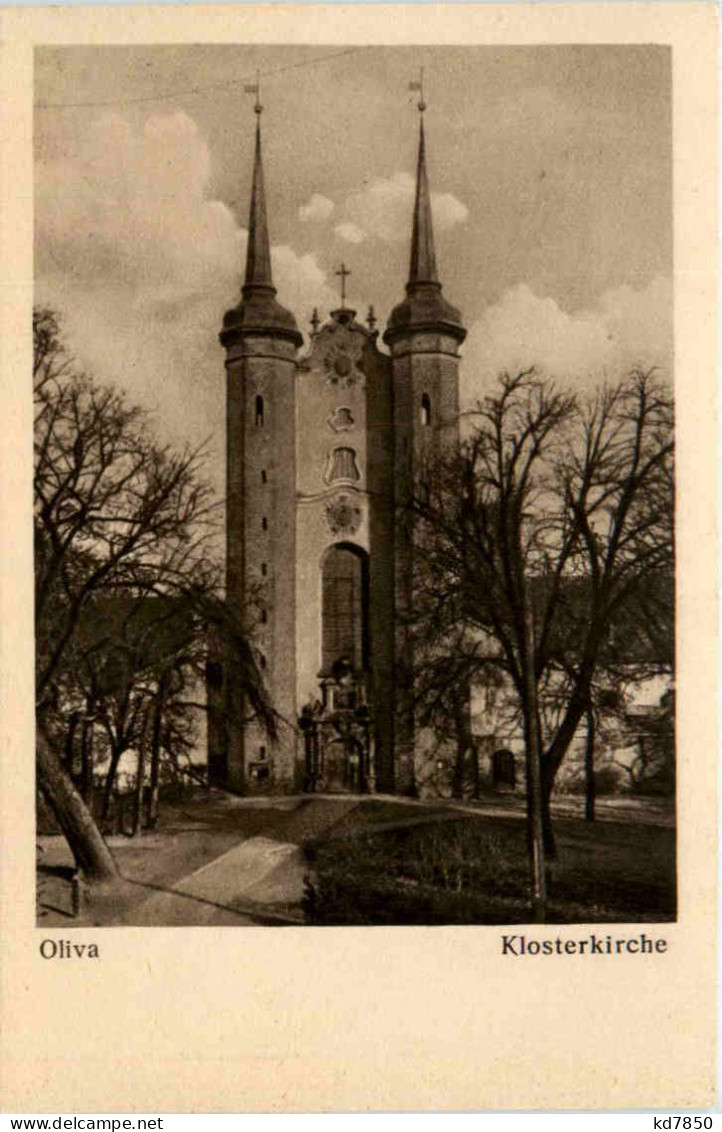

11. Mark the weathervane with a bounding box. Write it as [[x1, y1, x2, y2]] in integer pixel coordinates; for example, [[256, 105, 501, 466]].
[[244, 69, 263, 115], [408, 67, 426, 113], [335, 262, 351, 308]]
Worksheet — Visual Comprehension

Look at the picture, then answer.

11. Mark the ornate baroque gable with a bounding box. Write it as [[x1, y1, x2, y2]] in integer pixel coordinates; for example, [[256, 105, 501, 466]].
[[298, 308, 380, 389]]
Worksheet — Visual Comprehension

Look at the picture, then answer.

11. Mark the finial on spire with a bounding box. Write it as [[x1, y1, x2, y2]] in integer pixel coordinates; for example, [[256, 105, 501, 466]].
[[408, 67, 426, 113], [310, 307, 320, 333], [335, 262, 351, 308], [244, 70, 263, 116], [366, 305, 377, 331]]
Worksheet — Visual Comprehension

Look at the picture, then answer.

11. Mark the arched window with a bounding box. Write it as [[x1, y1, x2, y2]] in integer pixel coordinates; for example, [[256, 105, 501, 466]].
[[420, 393, 431, 427], [321, 544, 369, 674], [328, 446, 360, 483], [254, 395, 264, 427]]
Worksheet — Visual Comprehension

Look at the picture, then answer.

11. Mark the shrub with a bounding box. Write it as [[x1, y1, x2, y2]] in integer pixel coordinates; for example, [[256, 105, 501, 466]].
[[304, 819, 531, 924]]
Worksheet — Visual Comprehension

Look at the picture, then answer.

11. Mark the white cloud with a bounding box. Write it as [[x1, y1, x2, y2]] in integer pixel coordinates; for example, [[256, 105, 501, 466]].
[[342, 171, 468, 244], [334, 222, 366, 245], [270, 245, 338, 317], [298, 192, 335, 223], [429, 189, 469, 231], [35, 109, 340, 490], [461, 277, 673, 406]]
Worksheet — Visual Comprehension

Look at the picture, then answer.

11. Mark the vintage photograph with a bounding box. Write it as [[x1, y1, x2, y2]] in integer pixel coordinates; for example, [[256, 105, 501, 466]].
[[35, 43, 675, 929]]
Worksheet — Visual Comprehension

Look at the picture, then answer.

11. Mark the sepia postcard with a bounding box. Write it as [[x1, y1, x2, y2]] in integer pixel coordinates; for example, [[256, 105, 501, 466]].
[[0, 1, 717, 1113]]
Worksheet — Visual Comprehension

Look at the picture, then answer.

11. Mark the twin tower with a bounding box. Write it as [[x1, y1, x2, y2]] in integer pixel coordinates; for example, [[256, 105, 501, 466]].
[[209, 105, 466, 796]]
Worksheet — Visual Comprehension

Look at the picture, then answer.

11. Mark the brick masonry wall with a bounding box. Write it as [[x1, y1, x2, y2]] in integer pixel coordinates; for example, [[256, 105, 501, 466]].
[[390, 330, 463, 794], [224, 334, 298, 791]]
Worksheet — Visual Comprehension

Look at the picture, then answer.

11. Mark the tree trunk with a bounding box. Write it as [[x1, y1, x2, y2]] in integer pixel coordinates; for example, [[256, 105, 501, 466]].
[[523, 594, 548, 919], [584, 704, 596, 822], [471, 740, 480, 800], [451, 684, 473, 800], [146, 683, 165, 828], [539, 764, 556, 859], [545, 663, 595, 782], [36, 727, 117, 883], [101, 744, 124, 821], [540, 672, 595, 854], [130, 717, 148, 838], [453, 730, 467, 800], [80, 712, 94, 805], [64, 712, 80, 770]]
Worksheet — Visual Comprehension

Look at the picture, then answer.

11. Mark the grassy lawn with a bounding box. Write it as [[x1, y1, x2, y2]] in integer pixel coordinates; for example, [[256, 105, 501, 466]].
[[303, 811, 676, 925], [37, 791, 675, 927]]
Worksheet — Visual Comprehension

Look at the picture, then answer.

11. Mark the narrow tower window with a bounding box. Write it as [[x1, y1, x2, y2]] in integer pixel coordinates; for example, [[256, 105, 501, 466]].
[[261, 469, 267, 484], [260, 609, 267, 624], [420, 393, 432, 427], [261, 563, 267, 576], [262, 516, 268, 531], [254, 395, 264, 426]]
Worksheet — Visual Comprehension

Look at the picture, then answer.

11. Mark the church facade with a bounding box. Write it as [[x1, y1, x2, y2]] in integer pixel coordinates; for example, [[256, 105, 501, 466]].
[[209, 105, 466, 796]]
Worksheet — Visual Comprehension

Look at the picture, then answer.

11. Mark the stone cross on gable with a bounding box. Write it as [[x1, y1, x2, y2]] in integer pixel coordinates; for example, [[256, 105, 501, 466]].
[[335, 263, 351, 308]]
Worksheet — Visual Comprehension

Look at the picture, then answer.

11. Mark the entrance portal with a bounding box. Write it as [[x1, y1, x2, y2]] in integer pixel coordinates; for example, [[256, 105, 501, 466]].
[[299, 659, 374, 794], [300, 543, 373, 794]]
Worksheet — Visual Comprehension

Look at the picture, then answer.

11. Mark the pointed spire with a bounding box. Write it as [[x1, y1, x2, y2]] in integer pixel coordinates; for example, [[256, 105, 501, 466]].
[[243, 116, 274, 294], [220, 101, 301, 348], [408, 115, 439, 289], [383, 87, 465, 348]]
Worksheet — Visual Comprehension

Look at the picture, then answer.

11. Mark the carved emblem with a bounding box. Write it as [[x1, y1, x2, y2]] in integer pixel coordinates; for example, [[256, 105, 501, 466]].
[[325, 493, 362, 536], [322, 328, 364, 390]]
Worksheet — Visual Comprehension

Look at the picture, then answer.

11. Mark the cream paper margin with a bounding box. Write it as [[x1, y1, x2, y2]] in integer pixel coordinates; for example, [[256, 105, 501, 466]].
[[0, 3, 716, 1113]]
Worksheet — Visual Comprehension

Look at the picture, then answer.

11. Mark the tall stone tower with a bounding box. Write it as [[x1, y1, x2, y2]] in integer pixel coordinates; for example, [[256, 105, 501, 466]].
[[211, 99, 465, 796], [217, 108, 302, 791], [383, 107, 467, 792]]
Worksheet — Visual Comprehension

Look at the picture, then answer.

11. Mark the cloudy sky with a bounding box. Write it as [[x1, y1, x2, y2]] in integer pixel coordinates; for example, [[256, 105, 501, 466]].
[[35, 44, 672, 489]]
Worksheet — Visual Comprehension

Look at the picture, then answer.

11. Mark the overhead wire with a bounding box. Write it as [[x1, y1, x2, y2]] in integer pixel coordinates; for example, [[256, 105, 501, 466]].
[[35, 45, 368, 110]]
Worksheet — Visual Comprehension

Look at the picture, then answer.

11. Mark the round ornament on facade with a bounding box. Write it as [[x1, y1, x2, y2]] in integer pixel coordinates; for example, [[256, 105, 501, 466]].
[[325, 494, 362, 536], [322, 334, 364, 390]]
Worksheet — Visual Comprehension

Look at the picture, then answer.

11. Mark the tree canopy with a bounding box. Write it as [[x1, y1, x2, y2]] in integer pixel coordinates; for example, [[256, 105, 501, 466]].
[[34, 308, 274, 878], [410, 368, 674, 854]]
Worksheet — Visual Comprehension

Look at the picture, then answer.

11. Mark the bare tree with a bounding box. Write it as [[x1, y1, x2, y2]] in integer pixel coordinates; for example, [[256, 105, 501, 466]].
[[34, 309, 274, 879], [411, 369, 674, 858]]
